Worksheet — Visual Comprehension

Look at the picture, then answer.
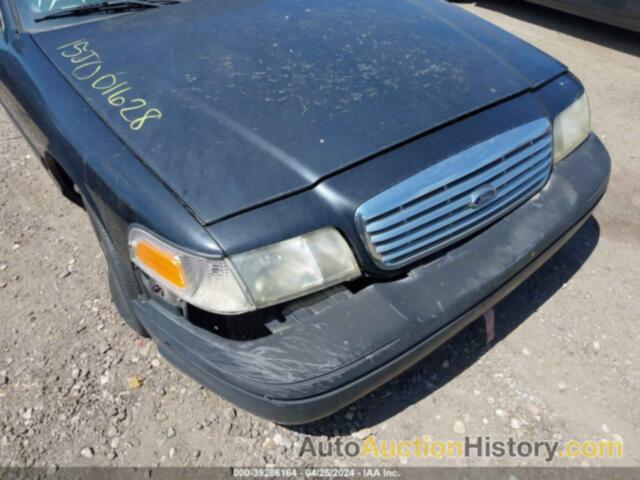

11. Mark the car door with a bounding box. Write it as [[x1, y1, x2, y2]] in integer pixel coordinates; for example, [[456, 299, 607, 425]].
[[590, 0, 640, 20], [556, 0, 591, 8], [0, 2, 49, 155], [524, 1, 593, 18]]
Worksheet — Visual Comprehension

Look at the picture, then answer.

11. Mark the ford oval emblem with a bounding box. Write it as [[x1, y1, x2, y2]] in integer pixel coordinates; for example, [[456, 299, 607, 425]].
[[469, 184, 497, 209]]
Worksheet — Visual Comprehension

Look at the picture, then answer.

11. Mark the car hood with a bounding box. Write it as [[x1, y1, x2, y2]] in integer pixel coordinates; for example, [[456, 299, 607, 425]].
[[34, 0, 565, 224]]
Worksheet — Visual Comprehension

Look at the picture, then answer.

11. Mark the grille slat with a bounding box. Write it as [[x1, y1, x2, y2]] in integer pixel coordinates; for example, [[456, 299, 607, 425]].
[[355, 118, 553, 269]]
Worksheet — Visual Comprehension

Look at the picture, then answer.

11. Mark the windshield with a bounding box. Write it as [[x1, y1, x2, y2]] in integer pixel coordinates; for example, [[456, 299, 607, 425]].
[[23, 0, 105, 16], [15, 0, 152, 32]]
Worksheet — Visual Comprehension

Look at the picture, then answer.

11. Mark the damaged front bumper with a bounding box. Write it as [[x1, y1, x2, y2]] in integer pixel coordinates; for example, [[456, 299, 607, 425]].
[[133, 134, 610, 424]]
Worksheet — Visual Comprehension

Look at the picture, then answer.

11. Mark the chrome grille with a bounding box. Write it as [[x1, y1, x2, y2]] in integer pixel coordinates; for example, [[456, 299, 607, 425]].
[[356, 118, 552, 268]]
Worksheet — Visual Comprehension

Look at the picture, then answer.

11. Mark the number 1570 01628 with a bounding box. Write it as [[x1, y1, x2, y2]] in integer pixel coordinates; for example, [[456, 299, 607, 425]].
[[57, 39, 163, 131]]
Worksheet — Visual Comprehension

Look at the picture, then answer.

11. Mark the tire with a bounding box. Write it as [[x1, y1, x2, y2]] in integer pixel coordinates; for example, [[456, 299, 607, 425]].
[[85, 203, 150, 338]]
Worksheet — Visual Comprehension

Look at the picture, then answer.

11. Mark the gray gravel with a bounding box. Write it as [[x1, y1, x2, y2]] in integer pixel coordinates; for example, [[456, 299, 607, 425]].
[[0, 1, 639, 468]]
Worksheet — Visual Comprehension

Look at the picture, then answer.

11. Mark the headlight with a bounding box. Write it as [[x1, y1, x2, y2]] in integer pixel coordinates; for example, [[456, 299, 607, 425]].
[[553, 93, 590, 163], [231, 228, 360, 307], [129, 227, 360, 315]]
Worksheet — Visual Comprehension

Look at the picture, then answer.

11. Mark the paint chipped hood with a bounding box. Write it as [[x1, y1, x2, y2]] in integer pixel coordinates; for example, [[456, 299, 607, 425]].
[[33, 0, 565, 224]]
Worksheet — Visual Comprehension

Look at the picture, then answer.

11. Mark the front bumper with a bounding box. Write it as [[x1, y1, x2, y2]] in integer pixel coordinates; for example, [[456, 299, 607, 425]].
[[133, 134, 610, 424]]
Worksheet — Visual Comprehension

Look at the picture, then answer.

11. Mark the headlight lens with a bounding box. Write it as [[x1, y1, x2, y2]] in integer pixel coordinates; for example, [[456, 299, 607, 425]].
[[129, 227, 360, 315], [553, 93, 591, 163], [231, 228, 360, 308]]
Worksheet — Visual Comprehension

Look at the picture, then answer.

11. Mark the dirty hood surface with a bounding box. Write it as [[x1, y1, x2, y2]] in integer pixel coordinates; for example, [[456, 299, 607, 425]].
[[34, 0, 565, 224]]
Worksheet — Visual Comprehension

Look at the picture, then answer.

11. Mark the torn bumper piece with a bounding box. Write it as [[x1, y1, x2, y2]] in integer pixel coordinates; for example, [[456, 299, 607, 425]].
[[133, 134, 610, 424]]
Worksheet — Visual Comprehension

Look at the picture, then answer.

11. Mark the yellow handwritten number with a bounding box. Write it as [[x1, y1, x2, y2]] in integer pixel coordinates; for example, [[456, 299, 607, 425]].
[[57, 39, 163, 131], [130, 109, 163, 131]]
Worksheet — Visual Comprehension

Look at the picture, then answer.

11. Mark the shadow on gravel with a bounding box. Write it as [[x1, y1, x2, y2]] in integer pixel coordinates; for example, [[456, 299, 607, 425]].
[[464, 0, 640, 57], [289, 216, 601, 437]]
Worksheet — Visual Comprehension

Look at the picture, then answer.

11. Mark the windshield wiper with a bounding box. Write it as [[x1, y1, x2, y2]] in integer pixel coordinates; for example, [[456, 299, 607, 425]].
[[35, 0, 181, 22]]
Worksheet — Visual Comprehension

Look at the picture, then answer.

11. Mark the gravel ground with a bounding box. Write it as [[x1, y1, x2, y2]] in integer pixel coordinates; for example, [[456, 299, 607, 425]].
[[1, 0, 639, 469]]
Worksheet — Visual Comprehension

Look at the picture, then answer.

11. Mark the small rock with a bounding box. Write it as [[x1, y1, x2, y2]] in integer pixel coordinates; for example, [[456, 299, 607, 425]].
[[71, 368, 80, 379], [441, 359, 450, 369], [602, 424, 610, 433], [557, 382, 567, 392], [510, 418, 521, 429], [496, 409, 506, 417], [273, 433, 293, 449], [127, 376, 143, 390], [151, 359, 161, 368], [525, 403, 540, 415], [107, 451, 117, 461], [453, 420, 465, 434], [522, 348, 531, 356], [352, 428, 373, 440], [80, 447, 94, 459], [46, 465, 58, 476], [344, 411, 354, 421], [193, 450, 201, 459], [111, 437, 120, 449], [593, 341, 600, 351], [22, 408, 33, 421], [1, 375, 9, 385], [169, 447, 176, 459], [167, 427, 176, 438]]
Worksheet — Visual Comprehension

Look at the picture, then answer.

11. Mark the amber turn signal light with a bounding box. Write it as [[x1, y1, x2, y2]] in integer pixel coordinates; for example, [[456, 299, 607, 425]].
[[132, 239, 186, 289]]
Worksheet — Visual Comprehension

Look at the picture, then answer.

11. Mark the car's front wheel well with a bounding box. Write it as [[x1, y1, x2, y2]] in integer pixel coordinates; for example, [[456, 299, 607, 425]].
[[41, 153, 84, 208]]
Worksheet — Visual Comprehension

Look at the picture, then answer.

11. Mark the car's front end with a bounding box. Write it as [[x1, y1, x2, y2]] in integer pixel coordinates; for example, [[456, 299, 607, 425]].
[[4, 0, 610, 423], [128, 78, 609, 424]]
